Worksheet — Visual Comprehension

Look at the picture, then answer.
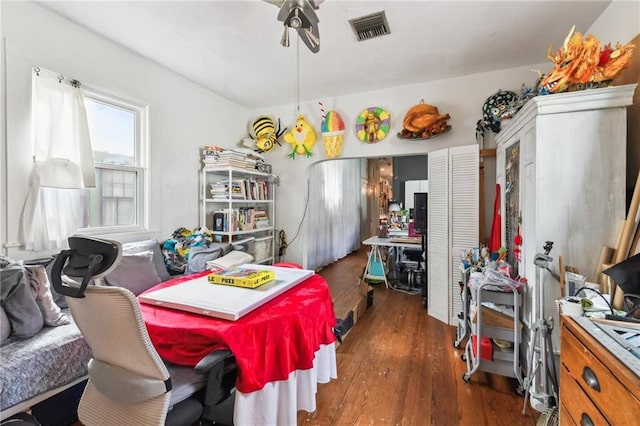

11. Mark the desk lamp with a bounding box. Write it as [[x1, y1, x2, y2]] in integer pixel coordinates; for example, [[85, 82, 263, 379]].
[[388, 202, 401, 226]]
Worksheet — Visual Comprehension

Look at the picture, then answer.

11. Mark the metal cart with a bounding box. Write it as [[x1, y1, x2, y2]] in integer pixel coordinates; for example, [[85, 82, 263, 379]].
[[462, 280, 524, 388], [454, 267, 472, 349]]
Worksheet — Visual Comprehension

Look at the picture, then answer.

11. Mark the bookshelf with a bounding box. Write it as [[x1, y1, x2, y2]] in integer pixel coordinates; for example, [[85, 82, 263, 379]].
[[201, 166, 277, 264]]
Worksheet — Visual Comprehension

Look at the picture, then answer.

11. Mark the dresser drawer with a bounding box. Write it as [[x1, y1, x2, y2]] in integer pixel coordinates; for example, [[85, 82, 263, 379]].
[[559, 364, 609, 426], [559, 403, 577, 426], [561, 319, 640, 425]]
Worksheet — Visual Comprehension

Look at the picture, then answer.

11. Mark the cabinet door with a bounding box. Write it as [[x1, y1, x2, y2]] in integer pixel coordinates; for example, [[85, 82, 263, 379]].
[[428, 145, 478, 325], [428, 149, 449, 324], [449, 145, 479, 324]]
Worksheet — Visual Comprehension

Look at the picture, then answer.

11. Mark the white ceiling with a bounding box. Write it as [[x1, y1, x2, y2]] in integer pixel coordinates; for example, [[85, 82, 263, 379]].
[[38, 0, 612, 109]]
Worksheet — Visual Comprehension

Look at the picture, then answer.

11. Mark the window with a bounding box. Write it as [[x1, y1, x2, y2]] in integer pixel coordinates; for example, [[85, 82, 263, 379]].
[[80, 90, 148, 232]]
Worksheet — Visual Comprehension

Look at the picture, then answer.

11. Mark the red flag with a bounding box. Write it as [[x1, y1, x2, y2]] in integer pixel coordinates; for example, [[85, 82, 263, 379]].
[[489, 184, 501, 252]]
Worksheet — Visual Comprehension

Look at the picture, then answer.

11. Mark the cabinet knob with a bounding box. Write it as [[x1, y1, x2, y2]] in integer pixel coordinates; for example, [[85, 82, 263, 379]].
[[580, 412, 594, 426], [581, 366, 601, 392]]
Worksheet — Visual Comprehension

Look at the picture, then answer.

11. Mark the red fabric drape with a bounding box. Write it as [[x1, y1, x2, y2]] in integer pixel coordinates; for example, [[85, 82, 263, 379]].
[[489, 183, 501, 252], [140, 272, 336, 393]]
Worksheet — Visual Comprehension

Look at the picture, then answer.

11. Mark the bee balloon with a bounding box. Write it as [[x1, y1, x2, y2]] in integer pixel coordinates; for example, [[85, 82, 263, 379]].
[[243, 115, 287, 153]]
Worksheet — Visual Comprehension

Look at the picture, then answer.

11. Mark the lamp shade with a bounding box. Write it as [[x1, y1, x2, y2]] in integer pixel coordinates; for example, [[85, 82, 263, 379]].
[[388, 203, 401, 212]]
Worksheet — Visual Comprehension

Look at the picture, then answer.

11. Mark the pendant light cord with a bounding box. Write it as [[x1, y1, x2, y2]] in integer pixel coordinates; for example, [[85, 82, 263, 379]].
[[296, 35, 300, 114]]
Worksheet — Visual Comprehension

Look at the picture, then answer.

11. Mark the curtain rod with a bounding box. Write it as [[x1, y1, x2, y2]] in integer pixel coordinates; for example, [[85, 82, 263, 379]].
[[33, 66, 82, 88]]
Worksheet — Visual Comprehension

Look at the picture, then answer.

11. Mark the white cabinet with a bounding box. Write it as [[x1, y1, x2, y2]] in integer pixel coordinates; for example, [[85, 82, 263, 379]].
[[495, 84, 635, 408], [428, 144, 479, 325], [405, 179, 429, 211], [200, 166, 277, 264]]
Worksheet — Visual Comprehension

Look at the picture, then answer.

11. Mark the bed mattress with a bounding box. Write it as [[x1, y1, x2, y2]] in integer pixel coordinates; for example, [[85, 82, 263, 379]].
[[0, 309, 91, 412]]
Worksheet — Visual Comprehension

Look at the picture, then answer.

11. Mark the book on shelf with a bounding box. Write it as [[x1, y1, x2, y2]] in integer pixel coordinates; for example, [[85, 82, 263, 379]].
[[207, 267, 276, 289], [209, 207, 268, 232], [209, 179, 269, 201]]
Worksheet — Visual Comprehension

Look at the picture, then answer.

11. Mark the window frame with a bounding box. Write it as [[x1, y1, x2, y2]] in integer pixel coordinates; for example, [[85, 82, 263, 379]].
[[79, 88, 150, 236]]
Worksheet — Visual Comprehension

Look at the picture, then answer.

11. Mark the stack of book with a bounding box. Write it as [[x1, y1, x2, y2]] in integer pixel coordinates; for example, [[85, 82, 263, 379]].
[[201, 145, 224, 169], [201, 146, 264, 171], [254, 208, 270, 228], [209, 179, 269, 201]]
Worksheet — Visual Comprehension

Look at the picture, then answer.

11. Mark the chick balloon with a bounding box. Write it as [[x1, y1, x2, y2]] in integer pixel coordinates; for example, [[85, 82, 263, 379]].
[[284, 113, 317, 159]]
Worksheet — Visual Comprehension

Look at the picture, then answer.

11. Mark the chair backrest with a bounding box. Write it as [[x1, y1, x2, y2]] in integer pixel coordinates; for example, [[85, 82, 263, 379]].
[[67, 285, 172, 425]]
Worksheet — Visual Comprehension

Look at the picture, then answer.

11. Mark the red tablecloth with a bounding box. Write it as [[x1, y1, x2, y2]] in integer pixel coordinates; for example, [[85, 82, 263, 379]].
[[139, 272, 337, 393]]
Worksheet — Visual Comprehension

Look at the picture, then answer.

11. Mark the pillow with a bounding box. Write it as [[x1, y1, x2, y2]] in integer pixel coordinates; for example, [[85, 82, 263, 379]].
[[25, 265, 69, 326], [122, 239, 171, 282], [0, 266, 44, 339], [207, 250, 254, 270], [0, 306, 11, 346], [105, 250, 162, 296]]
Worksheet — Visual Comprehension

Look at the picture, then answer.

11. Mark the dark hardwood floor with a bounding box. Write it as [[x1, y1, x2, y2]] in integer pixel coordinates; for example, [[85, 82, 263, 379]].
[[298, 248, 539, 426]]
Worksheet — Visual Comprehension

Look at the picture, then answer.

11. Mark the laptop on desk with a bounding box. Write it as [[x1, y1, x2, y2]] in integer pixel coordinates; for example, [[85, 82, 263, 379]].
[[138, 264, 313, 321]]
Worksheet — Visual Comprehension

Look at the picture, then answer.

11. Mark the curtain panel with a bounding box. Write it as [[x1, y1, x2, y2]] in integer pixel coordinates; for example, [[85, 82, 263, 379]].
[[21, 69, 95, 251], [306, 159, 361, 270]]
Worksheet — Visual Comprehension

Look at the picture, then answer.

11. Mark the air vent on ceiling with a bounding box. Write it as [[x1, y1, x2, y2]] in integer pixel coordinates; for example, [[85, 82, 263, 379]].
[[349, 11, 390, 42]]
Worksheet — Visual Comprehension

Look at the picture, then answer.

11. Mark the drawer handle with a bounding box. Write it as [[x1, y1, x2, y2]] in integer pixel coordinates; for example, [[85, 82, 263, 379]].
[[581, 366, 600, 392], [580, 412, 594, 426]]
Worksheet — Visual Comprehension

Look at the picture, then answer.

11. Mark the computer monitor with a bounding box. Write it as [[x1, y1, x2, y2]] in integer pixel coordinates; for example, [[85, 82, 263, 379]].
[[413, 192, 427, 234]]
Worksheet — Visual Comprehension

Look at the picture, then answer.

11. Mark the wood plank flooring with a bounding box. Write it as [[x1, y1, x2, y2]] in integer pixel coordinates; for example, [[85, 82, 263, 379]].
[[298, 248, 539, 426]]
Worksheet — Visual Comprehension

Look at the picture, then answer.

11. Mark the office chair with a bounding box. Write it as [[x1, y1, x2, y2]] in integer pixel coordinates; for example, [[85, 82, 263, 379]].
[[51, 235, 236, 426]]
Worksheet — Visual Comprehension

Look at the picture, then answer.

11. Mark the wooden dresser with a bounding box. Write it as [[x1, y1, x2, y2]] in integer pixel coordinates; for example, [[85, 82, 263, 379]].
[[560, 316, 640, 425]]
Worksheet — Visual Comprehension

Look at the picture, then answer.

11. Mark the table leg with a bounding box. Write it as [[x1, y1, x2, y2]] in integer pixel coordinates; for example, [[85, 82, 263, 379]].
[[363, 245, 389, 288]]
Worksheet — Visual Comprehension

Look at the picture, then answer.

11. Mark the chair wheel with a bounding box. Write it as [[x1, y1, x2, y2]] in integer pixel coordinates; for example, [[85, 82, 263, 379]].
[[462, 373, 471, 383], [454, 342, 460, 349]]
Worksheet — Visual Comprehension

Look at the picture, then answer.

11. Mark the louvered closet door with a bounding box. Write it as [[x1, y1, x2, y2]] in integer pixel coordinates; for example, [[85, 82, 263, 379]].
[[427, 149, 449, 323], [448, 145, 478, 325]]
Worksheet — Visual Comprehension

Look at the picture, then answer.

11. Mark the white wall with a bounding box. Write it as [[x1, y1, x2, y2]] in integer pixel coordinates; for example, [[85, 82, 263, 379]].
[[2, 1, 636, 267], [588, 0, 639, 43], [588, 0, 640, 188], [254, 64, 546, 266], [257, 0, 639, 268], [1, 2, 248, 259]]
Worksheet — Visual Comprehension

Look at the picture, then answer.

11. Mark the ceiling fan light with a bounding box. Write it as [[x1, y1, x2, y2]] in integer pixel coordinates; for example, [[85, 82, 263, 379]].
[[281, 25, 290, 47], [303, 27, 319, 48]]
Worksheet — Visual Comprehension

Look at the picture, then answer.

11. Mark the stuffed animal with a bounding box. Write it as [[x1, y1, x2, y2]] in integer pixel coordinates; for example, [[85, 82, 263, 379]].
[[284, 113, 316, 159], [243, 115, 286, 153]]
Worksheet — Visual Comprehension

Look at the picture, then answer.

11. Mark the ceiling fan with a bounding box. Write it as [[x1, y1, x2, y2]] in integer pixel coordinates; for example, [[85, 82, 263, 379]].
[[264, 0, 324, 53]]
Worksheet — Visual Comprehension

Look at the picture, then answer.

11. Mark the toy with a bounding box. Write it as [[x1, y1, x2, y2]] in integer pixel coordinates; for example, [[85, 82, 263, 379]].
[[355, 107, 390, 143], [243, 115, 286, 153], [477, 90, 521, 134], [398, 100, 451, 139], [319, 105, 345, 159], [283, 113, 317, 159], [539, 25, 635, 94]]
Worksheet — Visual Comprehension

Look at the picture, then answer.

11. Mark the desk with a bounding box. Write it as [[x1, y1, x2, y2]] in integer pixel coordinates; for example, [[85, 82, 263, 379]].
[[362, 236, 422, 287], [140, 271, 337, 425]]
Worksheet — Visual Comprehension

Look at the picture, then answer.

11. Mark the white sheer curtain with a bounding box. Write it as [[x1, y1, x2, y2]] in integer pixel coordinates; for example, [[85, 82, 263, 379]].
[[21, 68, 95, 251], [306, 159, 362, 270]]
